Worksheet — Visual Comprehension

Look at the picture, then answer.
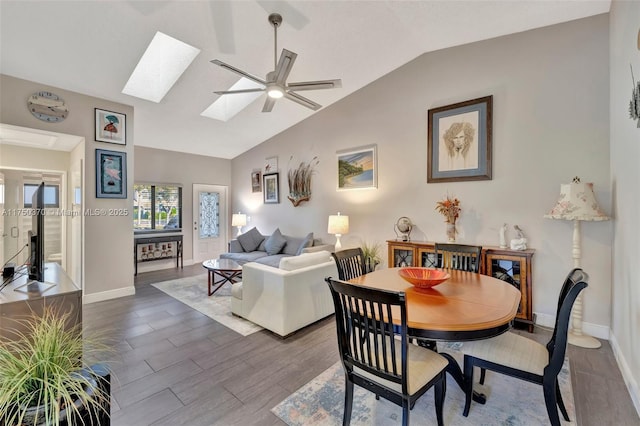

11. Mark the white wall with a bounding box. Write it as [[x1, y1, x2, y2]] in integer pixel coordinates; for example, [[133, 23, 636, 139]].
[[231, 15, 612, 334], [0, 74, 135, 301], [609, 0, 640, 414]]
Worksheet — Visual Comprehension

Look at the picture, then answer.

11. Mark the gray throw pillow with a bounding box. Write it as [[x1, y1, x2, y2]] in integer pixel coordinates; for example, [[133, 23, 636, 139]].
[[237, 227, 264, 252], [296, 232, 314, 255], [265, 228, 287, 255]]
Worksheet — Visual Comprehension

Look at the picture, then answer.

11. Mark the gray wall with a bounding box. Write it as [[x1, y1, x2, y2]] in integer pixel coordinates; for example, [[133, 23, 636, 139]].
[[134, 145, 231, 264], [0, 74, 135, 300], [231, 15, 612, 334], [609, 0, 640, 413]]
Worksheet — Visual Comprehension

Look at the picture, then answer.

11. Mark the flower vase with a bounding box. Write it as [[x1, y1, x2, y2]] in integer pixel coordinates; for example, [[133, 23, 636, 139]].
[[446, 223, 456, 242]]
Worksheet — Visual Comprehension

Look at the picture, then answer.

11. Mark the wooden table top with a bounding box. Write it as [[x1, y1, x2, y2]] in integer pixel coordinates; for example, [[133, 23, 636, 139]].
[[347, 267, 521, 340]]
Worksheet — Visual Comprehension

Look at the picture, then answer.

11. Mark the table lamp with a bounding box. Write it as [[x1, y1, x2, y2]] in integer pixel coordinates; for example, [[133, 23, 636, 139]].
[[544, 177, 610, 348], [231, 213, 247, 237], [328, 212, 349, 251]]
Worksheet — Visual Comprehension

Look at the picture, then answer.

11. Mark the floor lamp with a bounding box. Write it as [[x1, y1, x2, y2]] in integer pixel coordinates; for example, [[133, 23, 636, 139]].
[[544, 177, 610, 349], [328, 212, 349, 251]]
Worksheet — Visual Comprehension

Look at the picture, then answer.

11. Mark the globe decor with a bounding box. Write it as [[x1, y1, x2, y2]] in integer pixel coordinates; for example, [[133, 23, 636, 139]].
[[436, 195, 461, 242]]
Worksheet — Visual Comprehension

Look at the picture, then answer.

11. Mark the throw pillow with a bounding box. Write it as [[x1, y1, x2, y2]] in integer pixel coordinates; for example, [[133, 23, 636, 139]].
[[296, 232, 315, 255], [264, 228, 287, 255], [237, 227, 264, 252]]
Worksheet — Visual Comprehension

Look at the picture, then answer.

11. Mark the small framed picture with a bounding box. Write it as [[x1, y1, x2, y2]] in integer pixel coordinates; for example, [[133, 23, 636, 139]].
[[251, 170, 262, 192], [95, 108, 126, 145], [264, 156, 278, 174], [427, 95, 492, 183], [337, 144, 377, 190], [96, 149, 127, 198], [263, 172, 279, 204]]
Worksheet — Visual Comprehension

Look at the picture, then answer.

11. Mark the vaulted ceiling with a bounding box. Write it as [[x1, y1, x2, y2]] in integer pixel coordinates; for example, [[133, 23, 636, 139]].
[[0, 1, 610, 159]]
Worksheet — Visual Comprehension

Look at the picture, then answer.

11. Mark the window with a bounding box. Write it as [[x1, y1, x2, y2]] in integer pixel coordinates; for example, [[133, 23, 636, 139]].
[[133, 184, 182, 231], [24, 184, 59, 208]]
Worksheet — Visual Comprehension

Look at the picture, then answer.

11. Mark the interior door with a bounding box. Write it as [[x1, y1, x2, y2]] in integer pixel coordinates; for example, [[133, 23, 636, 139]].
[[192, 184, 228, 263], [2, 172, 22, 266]]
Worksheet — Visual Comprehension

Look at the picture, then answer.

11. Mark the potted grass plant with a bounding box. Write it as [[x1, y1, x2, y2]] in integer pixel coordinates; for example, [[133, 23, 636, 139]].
[[361, 240, 382, 273], [0, 307, 111, 426]]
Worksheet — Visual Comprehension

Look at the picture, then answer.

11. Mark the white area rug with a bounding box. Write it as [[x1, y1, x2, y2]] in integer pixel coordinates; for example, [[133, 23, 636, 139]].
[[151, 274, 262, 336], [272, 344, 575, 426]]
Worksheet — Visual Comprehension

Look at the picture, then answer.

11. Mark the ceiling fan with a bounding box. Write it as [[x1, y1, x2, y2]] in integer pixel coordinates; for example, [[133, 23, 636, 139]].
[[211, 13, 342, 112]]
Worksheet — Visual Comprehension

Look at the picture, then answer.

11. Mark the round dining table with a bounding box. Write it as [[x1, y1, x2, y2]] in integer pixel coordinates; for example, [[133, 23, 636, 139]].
[[347, 267, 522, 404]]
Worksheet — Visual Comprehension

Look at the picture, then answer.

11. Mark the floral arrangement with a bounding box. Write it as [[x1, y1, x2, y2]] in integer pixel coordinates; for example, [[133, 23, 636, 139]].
[[435, 195, 461, 224]]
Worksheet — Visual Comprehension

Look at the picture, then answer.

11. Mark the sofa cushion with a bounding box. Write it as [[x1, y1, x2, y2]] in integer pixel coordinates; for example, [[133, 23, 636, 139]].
[[265, 228, 287, 255], [279, 250, 332, 271], [220, 251, 266, 265], [256, 254, 291, 268], [296, 232, 315, 255], [237, 227, 264, 252]]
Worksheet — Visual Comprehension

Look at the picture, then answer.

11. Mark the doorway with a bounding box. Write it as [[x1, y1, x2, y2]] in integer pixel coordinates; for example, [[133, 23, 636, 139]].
[[192, 184, 228, 263]]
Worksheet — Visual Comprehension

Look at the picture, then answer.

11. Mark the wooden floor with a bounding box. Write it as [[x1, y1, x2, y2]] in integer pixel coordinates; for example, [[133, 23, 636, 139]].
[[82, 264, 639, 426]]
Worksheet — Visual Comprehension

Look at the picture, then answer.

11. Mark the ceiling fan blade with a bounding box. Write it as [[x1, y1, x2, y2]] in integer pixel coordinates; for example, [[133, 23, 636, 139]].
[[285, 91, 321, 111], [211, 59, 266, 85], [214, 88, 265, 95], [262, 96, 276, 113], [273, 49, 297, 85], [287, 79, 342, 91]]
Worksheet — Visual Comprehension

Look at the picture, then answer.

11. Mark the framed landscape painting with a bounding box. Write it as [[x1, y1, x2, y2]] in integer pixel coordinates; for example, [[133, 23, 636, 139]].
[[96, 149, 127, 198], [95, 108, 126, 145], [337, 144, 377, 190], [251, 170, 262, 192], [427, 95, 492, 183], [263, 172, 279, 204]]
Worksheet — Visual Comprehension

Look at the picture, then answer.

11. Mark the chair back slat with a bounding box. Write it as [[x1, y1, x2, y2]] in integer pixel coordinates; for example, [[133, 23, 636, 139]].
[[435, 243, 482, 273], [545, 268, 588, 376], [332, 248, 366, 281], [326, 277, 408, 389]]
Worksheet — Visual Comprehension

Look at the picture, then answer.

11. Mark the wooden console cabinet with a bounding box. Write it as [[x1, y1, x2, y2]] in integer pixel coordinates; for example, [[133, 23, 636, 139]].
[[387, 240, 534, 331]]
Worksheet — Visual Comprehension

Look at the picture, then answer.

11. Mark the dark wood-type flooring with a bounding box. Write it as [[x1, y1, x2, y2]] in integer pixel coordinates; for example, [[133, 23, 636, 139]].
[[82, 264, 639, 425]]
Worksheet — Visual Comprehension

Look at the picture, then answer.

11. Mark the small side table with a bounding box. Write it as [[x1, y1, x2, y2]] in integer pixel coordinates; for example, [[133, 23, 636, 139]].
[[202, 259, 242, 296]]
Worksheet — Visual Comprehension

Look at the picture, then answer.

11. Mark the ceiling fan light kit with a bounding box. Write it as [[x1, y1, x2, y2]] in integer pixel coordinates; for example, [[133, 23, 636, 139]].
[[211, 13, 341, 112]]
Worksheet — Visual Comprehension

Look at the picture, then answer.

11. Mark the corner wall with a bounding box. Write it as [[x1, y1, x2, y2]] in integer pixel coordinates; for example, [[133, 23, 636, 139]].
[[0, 74, 135, 301], [231, 15, 612, 336], [609, 0, 640, 414]]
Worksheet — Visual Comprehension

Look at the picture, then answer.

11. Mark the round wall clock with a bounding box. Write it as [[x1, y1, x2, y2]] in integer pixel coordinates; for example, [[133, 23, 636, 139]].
[[27, 91, 69, 122]]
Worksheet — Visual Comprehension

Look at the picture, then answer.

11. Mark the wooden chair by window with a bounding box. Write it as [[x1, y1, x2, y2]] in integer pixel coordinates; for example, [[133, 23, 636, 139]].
[[459, 268, 588, 426], [434, 243, 482, 273], [331, 248, 365, 281], [325, 277, 448, 426]]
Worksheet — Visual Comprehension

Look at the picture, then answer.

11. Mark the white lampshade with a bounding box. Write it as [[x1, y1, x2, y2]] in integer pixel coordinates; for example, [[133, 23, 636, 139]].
[[232, 213, 247, 227], [328, 213, 349, 235], [544, 180, 609, 221]]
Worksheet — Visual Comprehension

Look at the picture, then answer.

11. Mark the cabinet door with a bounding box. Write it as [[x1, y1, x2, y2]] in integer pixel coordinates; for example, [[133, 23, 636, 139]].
[[389, 245, 416, 267], [486, 254, 529, 320], [418, 248, 439, 268]]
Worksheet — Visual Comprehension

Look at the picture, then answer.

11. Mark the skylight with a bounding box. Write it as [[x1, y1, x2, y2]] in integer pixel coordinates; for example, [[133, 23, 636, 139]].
[[201, 78, 264, 122], [122, 31, 200, 103]]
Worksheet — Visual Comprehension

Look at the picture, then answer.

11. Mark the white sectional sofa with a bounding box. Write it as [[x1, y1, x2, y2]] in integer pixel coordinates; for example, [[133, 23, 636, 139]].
[[230, 250, 338, 337]]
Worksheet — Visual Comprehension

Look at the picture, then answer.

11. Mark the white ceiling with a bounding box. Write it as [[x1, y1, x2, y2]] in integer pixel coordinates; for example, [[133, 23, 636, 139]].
[[0, 1, 610, 159]]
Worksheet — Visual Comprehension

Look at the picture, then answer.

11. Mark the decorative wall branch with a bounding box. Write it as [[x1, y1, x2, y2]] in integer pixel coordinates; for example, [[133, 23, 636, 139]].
[[287, 156, 319, 207], [630, 65, 640, 128]]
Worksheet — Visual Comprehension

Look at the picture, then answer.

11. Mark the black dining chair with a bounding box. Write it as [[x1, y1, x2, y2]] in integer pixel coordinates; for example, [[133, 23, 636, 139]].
[[325, 277, 448, 426], [434, 243, 482, 273], [459, 268, 588, 426], [331, 248, 366, 281]]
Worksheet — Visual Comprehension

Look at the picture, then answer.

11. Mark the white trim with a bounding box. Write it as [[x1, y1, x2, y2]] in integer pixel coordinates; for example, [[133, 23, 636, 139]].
[[82, 286, 135, 304], [534, 311, 610, 340], [610, 332, 640, 418]]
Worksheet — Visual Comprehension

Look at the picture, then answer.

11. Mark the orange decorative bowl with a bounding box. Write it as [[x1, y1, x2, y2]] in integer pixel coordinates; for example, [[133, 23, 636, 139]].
[[398, 268, 450, 289]]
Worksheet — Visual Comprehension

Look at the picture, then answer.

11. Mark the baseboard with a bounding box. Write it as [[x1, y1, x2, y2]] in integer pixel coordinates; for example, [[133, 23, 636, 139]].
[[83, 286, 135, 304], [609, 332, 640, 417], [534, 311, 610, 340]]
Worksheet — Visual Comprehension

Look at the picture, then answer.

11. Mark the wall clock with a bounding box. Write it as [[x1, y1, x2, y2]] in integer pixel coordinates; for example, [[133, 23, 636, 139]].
[[27, 91, 69, 122]]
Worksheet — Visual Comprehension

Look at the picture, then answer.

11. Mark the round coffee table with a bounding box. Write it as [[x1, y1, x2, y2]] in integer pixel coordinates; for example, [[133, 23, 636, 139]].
[[202, 259, 242, 296]]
